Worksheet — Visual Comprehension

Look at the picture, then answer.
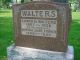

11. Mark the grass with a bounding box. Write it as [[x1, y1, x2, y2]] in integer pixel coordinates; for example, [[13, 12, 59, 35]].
[[68, 12, 80, 60], [0, 9, 14, 59], [0, 9, 80, 60]]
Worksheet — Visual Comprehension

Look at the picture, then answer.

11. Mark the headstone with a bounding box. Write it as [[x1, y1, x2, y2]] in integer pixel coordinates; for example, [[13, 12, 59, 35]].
[[12, 1, 71, 52]]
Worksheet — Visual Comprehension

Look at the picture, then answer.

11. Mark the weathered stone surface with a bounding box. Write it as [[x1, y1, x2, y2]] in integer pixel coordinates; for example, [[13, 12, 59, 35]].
[[7, 44, 74, 60], [12, 1, 71, 52]]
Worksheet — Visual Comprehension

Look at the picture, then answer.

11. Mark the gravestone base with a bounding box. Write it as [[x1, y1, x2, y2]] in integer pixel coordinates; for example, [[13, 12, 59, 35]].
[[7, 44, 74, 60]]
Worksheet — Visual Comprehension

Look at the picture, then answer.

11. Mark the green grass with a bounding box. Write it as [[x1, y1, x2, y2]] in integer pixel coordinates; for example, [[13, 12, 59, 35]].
[[68, 12, 80, 60], [0, 9, 14, 59], [0, 9, 80, 60]]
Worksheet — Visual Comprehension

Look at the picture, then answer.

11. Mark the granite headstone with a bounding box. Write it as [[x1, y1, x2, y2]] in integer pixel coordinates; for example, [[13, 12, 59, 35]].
[[12, 1, 71, 52]]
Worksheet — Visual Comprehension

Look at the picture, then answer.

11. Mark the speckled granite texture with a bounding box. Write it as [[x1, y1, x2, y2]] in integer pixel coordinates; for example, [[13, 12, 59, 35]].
[[7, 44, 74, 60]]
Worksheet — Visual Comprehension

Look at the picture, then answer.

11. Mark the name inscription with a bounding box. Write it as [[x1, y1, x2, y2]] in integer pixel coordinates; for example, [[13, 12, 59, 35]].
[[21, 10, 57, 18], [21, 10, 57, 37]]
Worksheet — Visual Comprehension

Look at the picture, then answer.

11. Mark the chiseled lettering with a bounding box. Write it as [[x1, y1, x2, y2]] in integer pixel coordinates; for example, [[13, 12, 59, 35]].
[[39, 11, 43, 17], [45, 11, 49, 17], [21, 10, 57, 18], [51, 11, 57, 18]]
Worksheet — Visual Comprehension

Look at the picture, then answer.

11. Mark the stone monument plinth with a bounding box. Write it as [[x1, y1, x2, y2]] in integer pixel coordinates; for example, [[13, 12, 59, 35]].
[[7, 44, 74, 60]]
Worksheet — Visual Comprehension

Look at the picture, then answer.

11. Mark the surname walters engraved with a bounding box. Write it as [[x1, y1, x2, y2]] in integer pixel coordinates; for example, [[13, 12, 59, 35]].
[[21, 10, 57, 37], [21, 10, 57, 18]]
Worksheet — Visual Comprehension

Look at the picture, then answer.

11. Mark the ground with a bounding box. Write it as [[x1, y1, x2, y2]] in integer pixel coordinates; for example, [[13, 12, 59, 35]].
[[68, 12, 80, 60], [0, 9, 80, 60], [0, 9, 13, 60]]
